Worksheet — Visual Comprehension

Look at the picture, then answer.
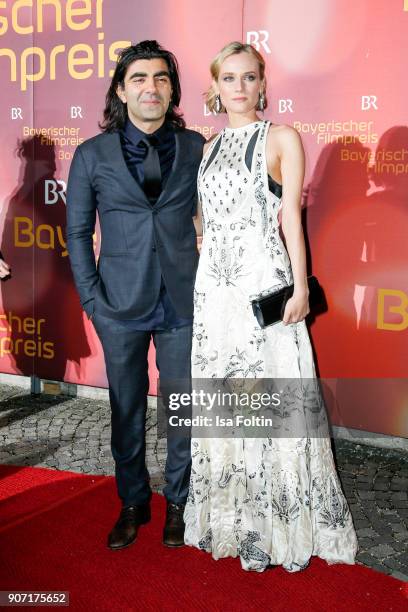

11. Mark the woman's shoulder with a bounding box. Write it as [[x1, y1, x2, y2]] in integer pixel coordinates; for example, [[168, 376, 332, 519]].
[[267, 122, 300, 138], [266, 122, 303, 150]]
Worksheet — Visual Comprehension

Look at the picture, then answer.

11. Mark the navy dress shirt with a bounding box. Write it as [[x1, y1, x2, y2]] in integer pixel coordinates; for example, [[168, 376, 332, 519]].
[[117, 119, 193, 331]]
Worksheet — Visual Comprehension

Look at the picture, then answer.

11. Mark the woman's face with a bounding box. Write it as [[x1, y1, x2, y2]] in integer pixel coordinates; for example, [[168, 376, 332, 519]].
[[216, 52, 263, 115]]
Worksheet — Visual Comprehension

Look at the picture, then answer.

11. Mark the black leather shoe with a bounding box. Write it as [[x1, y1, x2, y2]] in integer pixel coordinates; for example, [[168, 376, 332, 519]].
[[107, 503, 150, 550], [163, 502, 185, 547]]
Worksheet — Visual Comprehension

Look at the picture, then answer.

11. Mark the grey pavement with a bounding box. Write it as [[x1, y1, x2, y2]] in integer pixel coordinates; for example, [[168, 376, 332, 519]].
[[0, 383, 407, 582]]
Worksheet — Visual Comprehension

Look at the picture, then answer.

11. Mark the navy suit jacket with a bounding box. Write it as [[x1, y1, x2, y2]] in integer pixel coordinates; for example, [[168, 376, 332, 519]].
[[66, 126, 205, 320]]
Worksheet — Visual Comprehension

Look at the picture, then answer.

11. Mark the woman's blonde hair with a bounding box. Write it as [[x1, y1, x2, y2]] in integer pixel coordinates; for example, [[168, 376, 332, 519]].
[[206, 41, 267, 114]]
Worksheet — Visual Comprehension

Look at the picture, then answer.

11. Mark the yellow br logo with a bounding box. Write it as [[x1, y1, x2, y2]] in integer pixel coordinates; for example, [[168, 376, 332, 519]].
[[377, 289, 408, 331]]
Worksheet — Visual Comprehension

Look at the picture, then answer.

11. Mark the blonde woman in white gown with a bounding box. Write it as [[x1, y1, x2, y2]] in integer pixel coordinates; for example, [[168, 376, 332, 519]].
[[183, 42, 358, 572]]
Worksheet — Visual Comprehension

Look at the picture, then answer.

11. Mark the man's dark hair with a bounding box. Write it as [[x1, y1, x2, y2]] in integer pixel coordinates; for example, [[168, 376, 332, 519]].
[[99, 40, 186, 132]]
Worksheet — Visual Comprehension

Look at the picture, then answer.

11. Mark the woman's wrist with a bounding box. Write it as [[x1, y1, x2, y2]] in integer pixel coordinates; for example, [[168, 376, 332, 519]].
[[293, 284, 309, 298]]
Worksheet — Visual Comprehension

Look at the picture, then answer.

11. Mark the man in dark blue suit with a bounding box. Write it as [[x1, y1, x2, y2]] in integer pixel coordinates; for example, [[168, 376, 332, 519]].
[[66, 41, 205, 550]]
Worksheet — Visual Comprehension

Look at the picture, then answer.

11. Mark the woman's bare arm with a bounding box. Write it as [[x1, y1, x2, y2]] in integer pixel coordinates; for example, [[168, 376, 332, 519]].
[[268, 126, 309, 324]]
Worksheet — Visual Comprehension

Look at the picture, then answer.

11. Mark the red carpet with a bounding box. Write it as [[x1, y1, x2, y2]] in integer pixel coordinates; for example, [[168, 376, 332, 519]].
[[0, 465, 406, 611]]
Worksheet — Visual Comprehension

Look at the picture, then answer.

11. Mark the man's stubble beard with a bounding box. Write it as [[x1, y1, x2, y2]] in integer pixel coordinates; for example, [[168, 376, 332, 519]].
[[138, 92, 169, 122]]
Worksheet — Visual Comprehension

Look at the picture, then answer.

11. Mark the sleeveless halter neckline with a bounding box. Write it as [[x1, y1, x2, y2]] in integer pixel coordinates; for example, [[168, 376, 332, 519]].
[[223, 120, 264, 132]]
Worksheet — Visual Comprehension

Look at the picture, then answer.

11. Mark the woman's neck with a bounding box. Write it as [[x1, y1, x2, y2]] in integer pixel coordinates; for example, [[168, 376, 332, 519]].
[[226, 111, 261, 129]]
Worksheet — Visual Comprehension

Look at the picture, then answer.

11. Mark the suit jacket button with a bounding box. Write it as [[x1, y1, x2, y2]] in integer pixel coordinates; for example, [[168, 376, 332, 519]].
[[152, 246, 157, 252]]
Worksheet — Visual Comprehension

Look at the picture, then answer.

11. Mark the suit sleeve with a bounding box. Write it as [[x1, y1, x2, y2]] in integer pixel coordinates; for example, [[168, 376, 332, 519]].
[[66, 146, 98, 318]]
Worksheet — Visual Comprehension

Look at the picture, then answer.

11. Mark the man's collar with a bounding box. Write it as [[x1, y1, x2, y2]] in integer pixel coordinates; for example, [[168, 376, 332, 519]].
[[123, 118, 172, 147]]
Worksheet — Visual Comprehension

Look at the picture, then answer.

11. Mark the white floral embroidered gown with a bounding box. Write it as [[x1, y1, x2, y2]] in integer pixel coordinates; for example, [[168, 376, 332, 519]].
[[183, 120, 358, 572]]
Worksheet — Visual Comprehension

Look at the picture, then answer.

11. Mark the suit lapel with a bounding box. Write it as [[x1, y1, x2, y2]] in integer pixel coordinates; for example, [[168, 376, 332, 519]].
[[108, 132, 152, 207], [155, 130, 186, 209]]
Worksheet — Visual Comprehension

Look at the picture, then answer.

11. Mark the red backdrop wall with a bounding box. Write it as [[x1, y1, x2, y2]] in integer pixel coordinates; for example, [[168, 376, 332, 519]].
[[0, 0, 407, 437]]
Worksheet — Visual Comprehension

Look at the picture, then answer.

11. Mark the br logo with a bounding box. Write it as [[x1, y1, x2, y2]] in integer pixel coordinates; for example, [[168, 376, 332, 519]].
[[11, 107, 23, 119], [246, 31, 271, 53], [45, 180, 66, 205], [278, 100, 294, 113], [71, 106, 83, 119], [377, 289, 408, 331], [361, 95, 378, 111], [203, 104, 216, 117]]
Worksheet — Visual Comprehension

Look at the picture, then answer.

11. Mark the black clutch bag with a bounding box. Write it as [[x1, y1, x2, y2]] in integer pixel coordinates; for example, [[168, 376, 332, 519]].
[[251, 276, 324, 328]]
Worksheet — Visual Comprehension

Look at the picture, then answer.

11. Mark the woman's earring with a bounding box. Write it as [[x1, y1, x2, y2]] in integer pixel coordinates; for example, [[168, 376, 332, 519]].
[[258, 92, 265, 112], [215, 94, 222, 113]]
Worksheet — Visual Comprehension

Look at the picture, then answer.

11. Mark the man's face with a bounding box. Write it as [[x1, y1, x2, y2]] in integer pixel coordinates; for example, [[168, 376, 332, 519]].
[[116, 58, 173, 128]]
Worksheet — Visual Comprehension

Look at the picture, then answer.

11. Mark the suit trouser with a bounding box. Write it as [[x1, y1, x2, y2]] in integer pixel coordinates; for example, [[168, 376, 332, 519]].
[[92, 312, 192, 506]]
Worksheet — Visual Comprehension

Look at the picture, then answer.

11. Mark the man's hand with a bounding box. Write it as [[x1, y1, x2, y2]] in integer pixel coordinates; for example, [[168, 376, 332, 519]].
[[0, 258, 11, 279]]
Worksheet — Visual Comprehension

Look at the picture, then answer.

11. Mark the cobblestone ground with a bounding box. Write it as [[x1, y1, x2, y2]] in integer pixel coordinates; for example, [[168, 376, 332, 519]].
[[0, 384, 407, 582]]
